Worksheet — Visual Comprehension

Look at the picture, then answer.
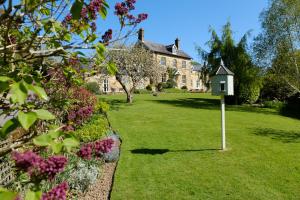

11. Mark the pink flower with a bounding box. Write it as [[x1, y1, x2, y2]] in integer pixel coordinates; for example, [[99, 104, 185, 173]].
[[42, 182, 69, 200]]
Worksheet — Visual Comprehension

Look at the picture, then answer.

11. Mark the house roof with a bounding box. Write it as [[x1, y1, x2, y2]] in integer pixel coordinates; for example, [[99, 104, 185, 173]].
[[192, 64, 202, 72], [139, 40, 192, 60], [215, 60, 234, 75]]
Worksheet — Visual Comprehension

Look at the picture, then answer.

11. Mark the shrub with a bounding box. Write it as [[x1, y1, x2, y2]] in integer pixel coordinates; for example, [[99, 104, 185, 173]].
[[164, 88, 185, 93], [45, 154, 102, 194], [72, 115, 109, 142], [67, 160, 100, 192], [85, 82, 100, 95], [261, 74, 294, 101], [264, 100, 284, 110], [64, 87, 98, 130], [281, 93, 300, 119], [103, 131, 121, 162], [239, 84, 260, 104], [134, 89, 151, 94], [156, 83, 164, 92], [166, 79, 177, 88], [161, 83, 169, 89], [181, 86, 187, 90], [96, 101, 110, 114], [146, 85, 153, 91]]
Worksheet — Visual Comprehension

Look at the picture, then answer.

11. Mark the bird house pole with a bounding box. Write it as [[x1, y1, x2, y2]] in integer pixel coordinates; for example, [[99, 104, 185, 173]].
[[211, 60, 234, 151], [221, 94, 226, 150]]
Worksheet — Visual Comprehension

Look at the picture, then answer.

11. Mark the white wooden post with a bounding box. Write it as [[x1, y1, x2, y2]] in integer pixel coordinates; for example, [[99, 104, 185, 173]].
[[221, 94, 226, 150]]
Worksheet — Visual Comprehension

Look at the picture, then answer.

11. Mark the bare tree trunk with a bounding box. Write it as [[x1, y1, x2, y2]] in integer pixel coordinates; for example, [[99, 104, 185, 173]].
[[126, 92, 133, 103], [116, 74, 133, 103]]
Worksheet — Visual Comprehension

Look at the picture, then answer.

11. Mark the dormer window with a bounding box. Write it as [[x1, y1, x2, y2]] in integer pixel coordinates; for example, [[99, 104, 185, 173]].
[[172, 45, 177, 54]]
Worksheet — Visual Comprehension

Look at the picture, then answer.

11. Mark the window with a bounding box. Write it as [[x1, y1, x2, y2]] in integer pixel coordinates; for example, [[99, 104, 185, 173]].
[[161, 73, 167, 82], [196, 80, 200, 88], [160, 57, 166, 66], [220, 82, 225, 92], [103, 78, 109, 93], [182, 61, 186, 68], [182, 75, 186, 85], [173, 59, 177, 68]]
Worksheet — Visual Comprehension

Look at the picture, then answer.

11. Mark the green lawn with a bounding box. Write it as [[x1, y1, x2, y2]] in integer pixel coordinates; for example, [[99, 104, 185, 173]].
[[102, 93, 300, 200]]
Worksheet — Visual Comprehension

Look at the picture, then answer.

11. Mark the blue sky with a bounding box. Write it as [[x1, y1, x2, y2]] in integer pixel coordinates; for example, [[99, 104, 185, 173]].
[[102, 0, 269, 61]]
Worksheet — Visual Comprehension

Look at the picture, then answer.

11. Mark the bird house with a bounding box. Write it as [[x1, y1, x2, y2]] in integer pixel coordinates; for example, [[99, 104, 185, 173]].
[[211, 60, 234, 96]]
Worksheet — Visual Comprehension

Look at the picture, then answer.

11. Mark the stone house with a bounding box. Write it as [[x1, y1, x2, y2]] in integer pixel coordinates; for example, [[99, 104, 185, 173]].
[[138, 29, 194, 90], [87, 29, 207, 93]]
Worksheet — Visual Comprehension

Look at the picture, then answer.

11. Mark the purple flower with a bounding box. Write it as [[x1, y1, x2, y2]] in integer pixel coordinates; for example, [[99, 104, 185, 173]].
[[101, 29, 113, 44], [12, 151, 67, 181], [78, 138, 114, 160], [94, 138, 114, 155], [39, 156, 68, 180], [41, 182, 68, 200], [65, 14, 72, 21], [115, 2, 129, 16], [81, 7, 88, 18], [67, 111, 76, 120], [136, 13, 148, 23], [77, 143, 94, 160], [12, 151, 43, 172], [126, 0, 136, 10]]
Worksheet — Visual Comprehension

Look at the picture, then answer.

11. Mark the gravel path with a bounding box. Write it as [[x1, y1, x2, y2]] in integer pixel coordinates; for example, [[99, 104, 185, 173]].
[[78, 162, 117, 200]]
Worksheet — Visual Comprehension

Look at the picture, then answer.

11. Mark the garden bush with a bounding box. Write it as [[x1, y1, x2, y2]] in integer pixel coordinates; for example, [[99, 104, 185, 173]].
[[96, 101, 110, 114], [263, 100, 284, 110], [181, 86, 188, 90], [261, 74, 294, 101], [134, 89, 152, 94], [42, 153, 102, 194], [166, 79, 177, 88], [103, 131, 121, 162], [72, 115, 109, 143], [85, 82, 101, 95], [156, 83, 164, 92], [164, 88, 186, 93], [239, 84, 261, 104], [280, 93, 300, 119], [146, 85, 153, 91]]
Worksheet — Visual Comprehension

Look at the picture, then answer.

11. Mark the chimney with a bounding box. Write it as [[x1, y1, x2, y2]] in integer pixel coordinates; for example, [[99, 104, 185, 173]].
[[175, 38, 180, 49], [138, 28, 144, 42]]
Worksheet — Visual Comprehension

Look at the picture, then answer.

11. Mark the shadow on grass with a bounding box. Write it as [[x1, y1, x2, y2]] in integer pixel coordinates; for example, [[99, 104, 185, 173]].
[[252, 128, 300, 143], [130, 148, 219, 155], [149, 98, 277, 115]]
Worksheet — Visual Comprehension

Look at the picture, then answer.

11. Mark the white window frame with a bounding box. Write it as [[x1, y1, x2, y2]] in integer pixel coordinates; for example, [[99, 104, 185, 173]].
[[182, 61, 187, 68], [182, 75, 186, 85], [173, 59, 177, 68], [196, 79, 200, 88], [160, 57, 166, 66], [103, 78, 109, 93]]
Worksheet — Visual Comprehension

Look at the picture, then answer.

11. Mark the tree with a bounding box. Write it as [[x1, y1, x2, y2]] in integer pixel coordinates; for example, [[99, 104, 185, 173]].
[[197, 22, 262, 104], [0, 0, 147, 144], [108, 45, 162, 103], [253, 0, 300, 93]]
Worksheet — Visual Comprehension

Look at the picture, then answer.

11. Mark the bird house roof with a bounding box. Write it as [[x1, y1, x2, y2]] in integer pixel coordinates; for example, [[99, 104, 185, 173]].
[[215, 60, 234, 75]]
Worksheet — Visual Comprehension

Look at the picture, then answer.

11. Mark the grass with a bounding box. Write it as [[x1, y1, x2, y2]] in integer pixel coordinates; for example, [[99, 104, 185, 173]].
[[100, 93, 300, 200]]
